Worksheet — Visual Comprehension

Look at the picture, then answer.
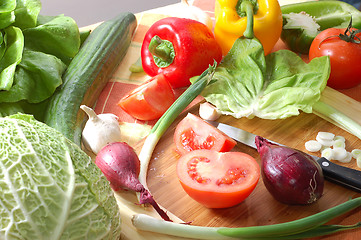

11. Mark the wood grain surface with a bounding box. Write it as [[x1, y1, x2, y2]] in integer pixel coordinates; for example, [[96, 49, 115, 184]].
[[143, 100, 361, 239], [88, 1, 361, 238]]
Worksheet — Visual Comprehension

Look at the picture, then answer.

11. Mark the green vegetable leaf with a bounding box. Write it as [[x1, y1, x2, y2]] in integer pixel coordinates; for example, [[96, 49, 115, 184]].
[[0, 50, 66, 103], [0, 26, 24, 91], [23, 15, 81, 65], [201, 37, 330, 119], [0, 102, 23, 117], [12, 0, 41, 29], [0, 0, 81, 118], [0, 0, 16, 29], [0, 113, 121, 239]]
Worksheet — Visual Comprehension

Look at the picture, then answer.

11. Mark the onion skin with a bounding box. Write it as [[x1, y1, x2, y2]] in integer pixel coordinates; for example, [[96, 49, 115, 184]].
[[95, 142, 143, 192], [255, 136, 324, 205], [95, 142, 171, 221]]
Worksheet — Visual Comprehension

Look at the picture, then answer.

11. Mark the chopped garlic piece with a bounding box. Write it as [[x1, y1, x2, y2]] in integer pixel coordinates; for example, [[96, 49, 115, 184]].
[[333, 139, 346, 149], [351, 149, 361, 159], [305, 140, 322, 152], [334, 135, 345, 142], [199, 102, 221, 121], [316, 135, 334, 147], [321, 148, 334, 160], [317, 131, 335, 141], [340, 152, 352, 163], [332, 148, 348, 162]]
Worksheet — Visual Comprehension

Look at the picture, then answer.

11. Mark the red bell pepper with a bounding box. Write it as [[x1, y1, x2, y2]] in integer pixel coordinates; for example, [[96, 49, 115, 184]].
[[141, 17, 222, 89]]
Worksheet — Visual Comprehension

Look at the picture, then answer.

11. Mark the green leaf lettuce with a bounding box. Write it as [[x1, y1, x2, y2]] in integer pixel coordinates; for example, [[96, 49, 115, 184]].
[[0, 0, 81, 119]]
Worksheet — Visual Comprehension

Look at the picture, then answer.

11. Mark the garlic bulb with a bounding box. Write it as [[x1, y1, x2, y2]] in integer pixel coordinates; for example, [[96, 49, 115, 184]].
[[176, 0, 213, 30], [80, 105, 122, 154]]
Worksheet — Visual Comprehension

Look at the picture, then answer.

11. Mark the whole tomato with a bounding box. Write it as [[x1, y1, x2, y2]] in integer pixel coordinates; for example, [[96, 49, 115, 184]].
[[309, 27, 361, 89]]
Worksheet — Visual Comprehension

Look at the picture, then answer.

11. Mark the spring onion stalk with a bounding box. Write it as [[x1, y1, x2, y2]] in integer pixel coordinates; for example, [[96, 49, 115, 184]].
[[241, 222, 361, 240], [138, 63, 216, 189], [132, 197, 361, 239], [132, 214, 233, 240], [313, 100, 361, 140]]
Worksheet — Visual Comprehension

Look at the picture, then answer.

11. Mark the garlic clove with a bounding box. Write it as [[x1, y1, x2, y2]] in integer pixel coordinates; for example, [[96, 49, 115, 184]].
[[199, 102, 221, 121], [80, 105, 122, 154]]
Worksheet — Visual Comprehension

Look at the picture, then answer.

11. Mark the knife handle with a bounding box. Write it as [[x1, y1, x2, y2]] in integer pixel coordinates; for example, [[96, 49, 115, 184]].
[[317, 157, 361, 192]]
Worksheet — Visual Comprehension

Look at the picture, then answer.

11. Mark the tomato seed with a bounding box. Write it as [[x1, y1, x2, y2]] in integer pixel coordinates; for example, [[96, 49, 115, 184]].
[[217, 168, 246, 185], [187, 157, 211, 184], [181, 129, 216, 151]]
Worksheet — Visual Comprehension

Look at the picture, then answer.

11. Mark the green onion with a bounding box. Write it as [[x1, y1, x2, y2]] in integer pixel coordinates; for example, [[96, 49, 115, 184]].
[[132, 197, 361, 239], [313, 101, 361, 140], [217, 197, 361, 238], [138, 62, 216, 188], [242, 222, 361, 240]]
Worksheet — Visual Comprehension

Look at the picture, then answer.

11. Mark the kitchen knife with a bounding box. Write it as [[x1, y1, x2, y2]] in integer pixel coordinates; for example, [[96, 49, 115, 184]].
[[207, 121, 361, 192]]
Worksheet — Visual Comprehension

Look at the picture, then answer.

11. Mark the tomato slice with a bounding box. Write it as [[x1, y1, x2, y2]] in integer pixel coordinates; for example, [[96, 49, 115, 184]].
[[174, 113, 236, 155], [117, 74, 175, 121], [177, 149, 260, 208]]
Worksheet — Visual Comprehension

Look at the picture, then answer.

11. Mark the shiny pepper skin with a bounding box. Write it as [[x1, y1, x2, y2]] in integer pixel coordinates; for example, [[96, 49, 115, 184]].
[[214, 0, 283, 55]]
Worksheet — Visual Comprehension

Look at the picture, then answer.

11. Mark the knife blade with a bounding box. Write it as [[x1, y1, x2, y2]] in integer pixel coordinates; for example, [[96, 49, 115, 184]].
[[208, 121, 361, 192]]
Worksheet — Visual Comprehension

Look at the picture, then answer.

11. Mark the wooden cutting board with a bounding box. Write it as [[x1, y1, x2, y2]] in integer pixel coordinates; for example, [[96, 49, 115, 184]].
[[88, 1, 361, 238], [142, 93, 361, 239]]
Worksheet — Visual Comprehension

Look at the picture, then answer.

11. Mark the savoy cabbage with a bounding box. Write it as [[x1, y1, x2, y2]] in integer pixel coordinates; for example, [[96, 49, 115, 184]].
[[0, 114, 121, 239]]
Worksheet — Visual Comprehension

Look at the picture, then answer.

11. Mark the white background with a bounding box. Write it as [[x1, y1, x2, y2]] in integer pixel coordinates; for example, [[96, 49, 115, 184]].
[[40, 0, 179, 27]]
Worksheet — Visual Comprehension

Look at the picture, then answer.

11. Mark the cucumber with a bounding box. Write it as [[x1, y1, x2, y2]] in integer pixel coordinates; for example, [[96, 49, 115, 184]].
[[44, 12, 137, 146]]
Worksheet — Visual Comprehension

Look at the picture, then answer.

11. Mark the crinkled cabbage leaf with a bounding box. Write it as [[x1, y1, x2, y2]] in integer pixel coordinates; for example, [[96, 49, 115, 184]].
[[0, 114, 121, 239], [200, 37, 330, 119]]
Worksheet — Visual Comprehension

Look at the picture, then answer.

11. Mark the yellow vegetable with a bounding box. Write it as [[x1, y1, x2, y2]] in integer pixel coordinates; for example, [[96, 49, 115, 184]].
[[214, 0, 283, 55]]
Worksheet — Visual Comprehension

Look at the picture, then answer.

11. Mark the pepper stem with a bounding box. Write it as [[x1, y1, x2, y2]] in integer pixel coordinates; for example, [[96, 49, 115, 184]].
[[148, 35, 175, 67], [241, 1, 255, 39]]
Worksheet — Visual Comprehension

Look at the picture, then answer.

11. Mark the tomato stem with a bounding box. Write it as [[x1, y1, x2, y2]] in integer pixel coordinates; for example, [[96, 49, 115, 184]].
[[318, 18, 361, 47]]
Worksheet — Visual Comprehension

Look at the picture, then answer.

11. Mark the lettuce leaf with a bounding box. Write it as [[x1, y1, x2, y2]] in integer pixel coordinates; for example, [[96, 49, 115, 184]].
[[0, 50, 65, 103], [0, 113, 121, 239], [23, 14, 81, 65], [0, 26, 24, 91], [200, 37, 330, 119], [0, 0, 16, 29], [12, 0, 41, 29], [0, 0, 81, 118]]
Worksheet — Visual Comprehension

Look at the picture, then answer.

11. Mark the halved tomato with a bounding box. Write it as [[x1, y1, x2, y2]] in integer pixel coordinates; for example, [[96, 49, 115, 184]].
[[174, 113, 236, 155], [177, 149, 260, 208], [117, 74, 175, 121]]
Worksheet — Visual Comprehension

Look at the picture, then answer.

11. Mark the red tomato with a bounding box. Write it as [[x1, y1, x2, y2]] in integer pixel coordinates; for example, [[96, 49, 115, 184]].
[[117, 74, 175, 121], [174, 113, 237, 155], [177, 149, 260, 208], [309, 27, 361, 89]]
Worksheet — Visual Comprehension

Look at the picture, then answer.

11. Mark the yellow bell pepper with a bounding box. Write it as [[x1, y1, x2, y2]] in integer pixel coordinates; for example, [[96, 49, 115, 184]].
[[214, 0, 283, 55]]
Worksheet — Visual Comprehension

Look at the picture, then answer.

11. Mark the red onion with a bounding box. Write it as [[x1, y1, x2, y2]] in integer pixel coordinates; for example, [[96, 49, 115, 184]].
[[95, 142, 171, 221], [255, 136, 324, 205]]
